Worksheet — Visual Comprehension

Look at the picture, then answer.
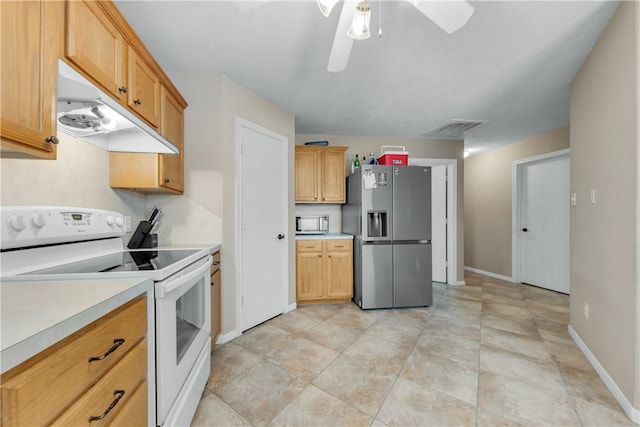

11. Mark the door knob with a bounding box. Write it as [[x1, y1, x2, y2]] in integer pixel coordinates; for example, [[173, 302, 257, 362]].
[[277, 234, 285, 240], [522, 228, 528, 232]]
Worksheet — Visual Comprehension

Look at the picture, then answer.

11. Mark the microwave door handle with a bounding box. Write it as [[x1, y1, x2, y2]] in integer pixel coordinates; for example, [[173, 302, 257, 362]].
[[156, 256, 212, 298]]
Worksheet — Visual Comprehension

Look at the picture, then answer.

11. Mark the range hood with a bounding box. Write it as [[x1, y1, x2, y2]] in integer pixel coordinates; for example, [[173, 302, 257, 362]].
[[57, 60, 178, 154]]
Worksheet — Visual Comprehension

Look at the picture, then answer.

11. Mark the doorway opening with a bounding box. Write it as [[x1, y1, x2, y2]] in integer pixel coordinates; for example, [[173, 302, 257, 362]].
[[409, 158, 459, 285]]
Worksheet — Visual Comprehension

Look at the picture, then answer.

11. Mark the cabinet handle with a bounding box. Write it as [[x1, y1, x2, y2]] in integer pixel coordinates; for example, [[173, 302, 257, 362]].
[[88, 338, 125, 362], [328, 255, 332, 258], [45, 135, 58, 144], [317, 255, 322, 258], [211, 278, 215, 287], [118, 86, 127, 94], [134, 99, 142, 105], [212, 261, 220, 266], [163, 178, 170, 183], [334, 245, 344, 248], [88, 390, 125, 422], [304, 246, 315, 249]]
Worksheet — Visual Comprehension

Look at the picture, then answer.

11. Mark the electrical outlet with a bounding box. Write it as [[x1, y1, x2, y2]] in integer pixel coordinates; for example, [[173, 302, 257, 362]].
[[591, 188, 597, 204], [584, 302, 589, 320], [124, 216, 132, 232]]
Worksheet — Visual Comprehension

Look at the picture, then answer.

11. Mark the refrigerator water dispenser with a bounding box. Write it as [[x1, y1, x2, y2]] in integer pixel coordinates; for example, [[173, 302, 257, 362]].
[[367, 211, 388, 237]]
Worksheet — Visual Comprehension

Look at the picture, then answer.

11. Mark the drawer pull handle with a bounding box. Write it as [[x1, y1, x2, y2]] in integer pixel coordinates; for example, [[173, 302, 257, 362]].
[[88, 338, 125, 362], [89, 390, 125, 422], [305, 246, 315, 249], [334, 245, 344, 248]]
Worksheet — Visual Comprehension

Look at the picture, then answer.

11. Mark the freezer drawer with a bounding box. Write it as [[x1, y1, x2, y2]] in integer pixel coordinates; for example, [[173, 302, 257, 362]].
[[360, 243, 393, 309], [393, 243, 432, 307]]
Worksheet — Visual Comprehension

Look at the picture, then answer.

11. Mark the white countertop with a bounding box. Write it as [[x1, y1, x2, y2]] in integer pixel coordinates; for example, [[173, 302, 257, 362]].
[[1, 277, 152, 373], [295, 233, 354, 240]]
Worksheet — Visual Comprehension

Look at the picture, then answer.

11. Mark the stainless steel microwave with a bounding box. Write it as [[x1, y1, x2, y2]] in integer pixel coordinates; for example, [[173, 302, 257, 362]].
[[296, 215, 329, 234]]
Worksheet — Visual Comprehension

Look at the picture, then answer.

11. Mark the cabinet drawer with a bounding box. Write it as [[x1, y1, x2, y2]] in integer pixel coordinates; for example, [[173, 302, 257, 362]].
[[51, 339, 147, 427], [326, 240, 352, 252], [107, 380, 148, 427], [296, 241, 323, 252], [1, 296, 147, 426]]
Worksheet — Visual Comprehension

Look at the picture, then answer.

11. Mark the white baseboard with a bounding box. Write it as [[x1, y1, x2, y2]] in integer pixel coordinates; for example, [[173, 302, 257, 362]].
[[216, 329, 241, 345], [453, 281, 466, 286], [286, 303, 297, 313], [568, 325, 640, 425], [464, 266, 514, 283]]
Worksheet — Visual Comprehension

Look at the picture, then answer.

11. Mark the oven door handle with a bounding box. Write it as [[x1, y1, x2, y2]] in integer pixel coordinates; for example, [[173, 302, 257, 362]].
[[156, 255, 212, 298]]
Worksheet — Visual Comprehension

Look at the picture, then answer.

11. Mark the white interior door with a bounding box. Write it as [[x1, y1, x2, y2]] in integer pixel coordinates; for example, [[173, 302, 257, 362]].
[[519, 154, 570, 293], [431, 165, 447, 283], [239, 119, 287, 331]]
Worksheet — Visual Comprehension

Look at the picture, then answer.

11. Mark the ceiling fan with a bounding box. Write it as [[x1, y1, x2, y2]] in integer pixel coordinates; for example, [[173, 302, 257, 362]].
[[323, 0, 475, 72], [234, 0, 474, 72]]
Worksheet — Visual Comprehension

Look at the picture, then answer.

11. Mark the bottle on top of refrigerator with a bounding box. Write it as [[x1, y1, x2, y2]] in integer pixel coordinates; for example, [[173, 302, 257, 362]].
[[354, 154, 360, 169], [362, 156, 367, 165], [369, 152, 377, 164], [351, 155, 356, 173]]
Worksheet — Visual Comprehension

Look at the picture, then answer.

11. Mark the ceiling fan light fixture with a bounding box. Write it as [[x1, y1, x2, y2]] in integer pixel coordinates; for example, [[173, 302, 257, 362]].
[[316, 0, 340, 17], [347, 1, 371, 40]]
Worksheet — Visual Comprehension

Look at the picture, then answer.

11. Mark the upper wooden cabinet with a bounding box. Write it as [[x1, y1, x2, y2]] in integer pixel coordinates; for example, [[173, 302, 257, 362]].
[[0, 1, 61, 159], [65, 0, 126, 102], [295, 146, 347, 203], [110, 86, 185, 194], [127, 46, 160, 128]]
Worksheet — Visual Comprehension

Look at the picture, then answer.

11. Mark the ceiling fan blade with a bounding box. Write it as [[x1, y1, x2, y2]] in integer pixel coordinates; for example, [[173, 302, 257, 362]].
[[327, 0, 358, 72], [408, 0, 474, 34]]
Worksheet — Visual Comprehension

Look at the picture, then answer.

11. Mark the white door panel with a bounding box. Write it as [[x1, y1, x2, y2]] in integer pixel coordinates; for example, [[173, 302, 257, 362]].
[[239, 120, 287, 331], [520, 154, 570, 293], [431, 165, 447, 283]]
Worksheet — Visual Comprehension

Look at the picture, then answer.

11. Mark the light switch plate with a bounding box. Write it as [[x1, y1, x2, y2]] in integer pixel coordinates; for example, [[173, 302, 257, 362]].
[[571, 192, 577, 206]]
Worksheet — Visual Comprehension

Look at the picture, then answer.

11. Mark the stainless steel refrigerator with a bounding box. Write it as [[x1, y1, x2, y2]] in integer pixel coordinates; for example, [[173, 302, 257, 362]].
[[343, 165, 432, 309]]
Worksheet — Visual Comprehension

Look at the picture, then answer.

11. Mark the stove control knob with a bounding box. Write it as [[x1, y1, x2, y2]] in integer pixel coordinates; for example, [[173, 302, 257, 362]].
[[115, 217, 124, 227], [31, 213, 47, 228], [106, 215, 115, 226], [9, 214, 27, 231]]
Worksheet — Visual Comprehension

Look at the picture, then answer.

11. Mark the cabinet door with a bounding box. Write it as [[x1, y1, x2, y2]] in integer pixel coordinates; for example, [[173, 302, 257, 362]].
[[0, 0, 59, 159], [159, 86, 184, 192], [320, 150, 346, 203], [296, 251, 325, 300], [66, 0, 126, 101], [211, 264, 221, 347], [127, 47, 160, 128], [326, 250, 353, 298], [295, 149, 319, 202]]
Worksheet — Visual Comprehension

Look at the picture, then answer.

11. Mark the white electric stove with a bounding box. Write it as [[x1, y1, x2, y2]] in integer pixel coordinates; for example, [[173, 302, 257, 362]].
[[0, 206, 211, 427]]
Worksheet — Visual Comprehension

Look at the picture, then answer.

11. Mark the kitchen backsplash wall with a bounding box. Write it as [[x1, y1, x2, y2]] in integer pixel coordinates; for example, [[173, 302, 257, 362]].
[[295, 204, 342, 233], [0, 133, 147, 231]]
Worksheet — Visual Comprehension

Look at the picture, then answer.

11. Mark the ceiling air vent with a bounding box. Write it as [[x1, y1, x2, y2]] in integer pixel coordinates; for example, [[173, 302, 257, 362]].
[[424, 119, 489, 138]]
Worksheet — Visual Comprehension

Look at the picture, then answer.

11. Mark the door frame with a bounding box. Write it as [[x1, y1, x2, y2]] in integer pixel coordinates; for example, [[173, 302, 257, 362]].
[[511, 148, 570, 284], [408, 158, 458, 285], [235, 117, 289, 332]]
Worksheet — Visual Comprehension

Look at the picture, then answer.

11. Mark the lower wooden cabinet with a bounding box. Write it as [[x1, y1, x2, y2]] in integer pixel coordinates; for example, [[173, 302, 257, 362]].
[[1, 296, 148, 427], [210, 250, 221, 350], [296, 239, 353, 304]]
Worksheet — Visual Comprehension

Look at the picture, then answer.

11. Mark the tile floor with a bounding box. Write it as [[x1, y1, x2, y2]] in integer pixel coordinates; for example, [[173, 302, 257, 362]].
[[192, 271, 635, 426]]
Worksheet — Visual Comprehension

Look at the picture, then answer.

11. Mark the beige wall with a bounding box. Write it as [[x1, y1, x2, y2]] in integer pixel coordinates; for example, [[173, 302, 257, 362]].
[[569, 1, 639, 411], [1, 133, 147, 227], [149, 72, 296, 338], [296, 134, 465, 282], [464, 127, 569, 277]]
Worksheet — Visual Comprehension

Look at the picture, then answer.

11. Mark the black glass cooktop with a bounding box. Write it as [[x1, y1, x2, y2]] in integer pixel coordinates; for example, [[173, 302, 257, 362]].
[[26, 249, 200, 275]]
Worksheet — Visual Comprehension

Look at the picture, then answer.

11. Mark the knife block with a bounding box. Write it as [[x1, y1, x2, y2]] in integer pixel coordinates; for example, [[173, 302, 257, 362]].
[[140, 233, 158, 248], [127, 220, 153, 249]]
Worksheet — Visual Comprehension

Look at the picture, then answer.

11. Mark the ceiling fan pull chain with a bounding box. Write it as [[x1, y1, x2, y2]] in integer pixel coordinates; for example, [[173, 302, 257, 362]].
[[378, 0, 382, 37]]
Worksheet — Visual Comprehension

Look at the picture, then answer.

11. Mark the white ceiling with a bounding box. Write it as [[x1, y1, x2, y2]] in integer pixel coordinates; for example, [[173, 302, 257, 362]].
[[114, 0, 618, 154]]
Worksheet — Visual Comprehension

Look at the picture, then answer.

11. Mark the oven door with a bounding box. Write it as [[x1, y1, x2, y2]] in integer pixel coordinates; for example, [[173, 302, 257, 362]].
[[155, 255, 212, 424]]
